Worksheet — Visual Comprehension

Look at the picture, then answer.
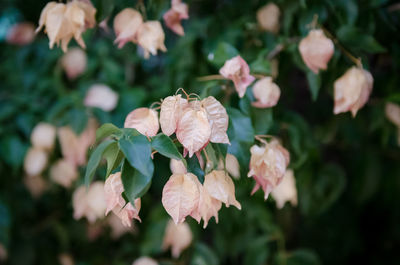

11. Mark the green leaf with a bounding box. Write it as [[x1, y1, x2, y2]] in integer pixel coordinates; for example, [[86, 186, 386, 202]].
[[102, 142, 124, 178], [204, 144, 219, 174], [191, 243, 219, 265], [118, 134, 154, 177], [306, 71, 321, 101], [252, 108, 273, 135], [84, 140, 115, 187], [121, 160, 152, 202], [208, 42, 239, 68], [151, 133, 186, 166], [227, 108, 254, 143], [96, 123, 122, 143], [337, 26, 386, 53], [187, 155, 205, 183]]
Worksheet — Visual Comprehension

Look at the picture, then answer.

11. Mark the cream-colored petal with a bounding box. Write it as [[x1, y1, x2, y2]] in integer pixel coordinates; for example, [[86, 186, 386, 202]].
[[124, 107, 159, 137], [114, 8, 143, 48], [201, 96, 230, 144]]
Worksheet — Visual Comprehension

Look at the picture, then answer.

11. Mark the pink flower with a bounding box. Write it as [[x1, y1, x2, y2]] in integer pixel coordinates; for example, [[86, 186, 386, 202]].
[[104, 172, 141, 226], [248, 140, 290, 200], [256, 3, 280, 34], [219, 56, 255, 98], [162, 173, 201, 224], [270, 169, 297, 209], [170, 159, 187, 174], [201, 96, 230, 144], [160, 94, 189, 136], [84, 84, 119, 112], [61, 48, 87, 80], [113, 8, 143, 48], [50, 159, 78, 188], [137, 21, 167, 58], [333, 67, 373, 117], [163, 0, 189, 36], [30, 122, 56, 151], [162, 220, 192, 258], [6, 22, 35, 45], [73, 182, 107, 223], [251, 77, 281, 108], [132, 257, 158, 265], [190, 185, 222, 228], [124, 107, 159, 137], [24, 147, 48, 176], [23, 175, 47, 198], [299, 29, 334, 74]]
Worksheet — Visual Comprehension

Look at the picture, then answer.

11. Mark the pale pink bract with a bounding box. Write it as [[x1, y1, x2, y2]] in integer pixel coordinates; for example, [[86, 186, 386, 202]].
[[163, 0, 189, 36], [124, 107, 159, 137], [162, 220, 193, 258], [201, 96, 230, 144], [251, 77, 281, 108], [113, 8, 143, 48]]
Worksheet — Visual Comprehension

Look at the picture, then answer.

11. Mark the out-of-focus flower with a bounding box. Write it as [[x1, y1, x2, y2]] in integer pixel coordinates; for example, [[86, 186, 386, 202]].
[[0, 244, 7, 262], [114, 8, 143, 48], [132, 257, 158, 265], [271, 169, 297, 209], [299, 29, 334, 74], [84, 84, 119, 111], [203, 170, 241, 209], [73, 181, 107, 223], [220, 56, 255, 98], [58, 118, 98, 167], [251, 77, 281, 108], [333, 67, 373, 117], [162, 220, 192, 258], [176, 102, 211, 157], [201, 96, 230, 144], [61, 48, 87, 79], [30, 122, 56, 151], [256, 3, 280, 34], [24, 147, 48, 176], [170, 159, 187, 174], [23, 175, 47, 198], [59, 253, 74, 265], [163, 0, 189, 36], [108, 214, 135, 239], [104, 172, 141, 226], [385, 103, 400, 127], [137, 21, 167, 59], [248, 139, 290, 200], [160, 94, 189, 136], [162, 173, 200, 224], [86, 222, 104, 241], [218, 153, 240, 179], [6, 22, 35, 45], [36, 0, 97, 52], [124, 107, 159, 137], [50, 159, 78, 188]]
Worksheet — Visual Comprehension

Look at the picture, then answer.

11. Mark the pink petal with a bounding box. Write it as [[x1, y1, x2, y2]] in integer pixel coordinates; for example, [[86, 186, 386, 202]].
[[124, 107, 159, 137], [201, 96, 230, 144], [160, 95, 189, 136], [251, 77, 281, 108], [113, 8, 143, 48]]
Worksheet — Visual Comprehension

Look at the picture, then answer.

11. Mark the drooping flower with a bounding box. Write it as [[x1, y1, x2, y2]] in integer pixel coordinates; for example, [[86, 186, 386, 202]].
[[36, 0, 96, 52], [24, 147, 48, 176], [270, 169, 297, 209], [73, 181, 107, 223], [23, 175, 47, 198], [220, 56, 255, 98], [170, 159, 187, 174], [6, 22, 35, 45], [256, 3, 281, 34], [137, 21, 167, 58], [299, 29, 334, 74], [218, 153, 240, 180], [50, 159, 78, 188], [162, 220, 193, 258], [190, 185, 222, 228], [162, 173, 201, 224], [124, 107, 159, 137], [104, 172, 141, 226], [132, 257, 158, 265], [30, 122, 56, 151], [113, 8, 143, 48], [163, 0, 189, 36], [61, 47, 87, 79], [333, 67, 373, 117], [176, 102, 211, 157], [160, 94, 189, 136], [201, 96, 230, 144], [84, 84, 119, 112], [251, 77, 281, 108], [203, 170, 241, 209], [248, 140, 290, 200]]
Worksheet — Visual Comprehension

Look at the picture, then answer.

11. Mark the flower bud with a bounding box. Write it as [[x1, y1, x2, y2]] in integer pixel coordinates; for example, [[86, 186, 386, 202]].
[[251, 77, 281, 108], [333, 67, 373, 117], [256, 3, 280, 34], [50, 159, 78, 188], [248, 140, 290, 200], [163, 0, 189, 36], [160, 95, 189, 136], [24, 147, 48, 176], [113, 8, 143, 48], [23, 175, 47, 198], [30, 122, 56, 151], [61, 48, 87, 80], [132, 257, 158, 265], [163, 220, 192, 258], [124, 107, 159, 137], [270, 169, 297, 209], [170, 159, 187, 174], [104, 172, 141, 226], [84, 84, 119, 112], [73, 182, 107, 223], [201, 96, 230, 144], [220, 56, 255, 98], [299, 29, 334, 74], [6, 22, 35, 45], [137, 21, 167, 59]]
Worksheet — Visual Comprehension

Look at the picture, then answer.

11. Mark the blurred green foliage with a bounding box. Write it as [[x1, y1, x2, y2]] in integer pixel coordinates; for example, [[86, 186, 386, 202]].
[[1, 0, 400, 265]]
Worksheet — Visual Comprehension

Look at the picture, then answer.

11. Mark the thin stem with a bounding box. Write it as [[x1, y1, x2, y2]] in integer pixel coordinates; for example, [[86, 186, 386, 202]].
[[197, 75, 226, 82], [175, 87, 190, 100], [149, 101, 161, 109]]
